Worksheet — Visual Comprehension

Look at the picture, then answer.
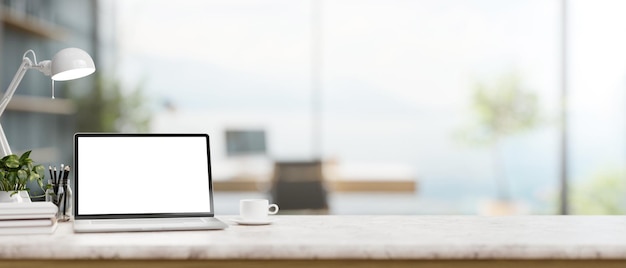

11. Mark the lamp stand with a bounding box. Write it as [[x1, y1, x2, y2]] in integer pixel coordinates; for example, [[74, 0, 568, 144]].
[[0, 51, 51, 156], [0, 124, 11, 156]]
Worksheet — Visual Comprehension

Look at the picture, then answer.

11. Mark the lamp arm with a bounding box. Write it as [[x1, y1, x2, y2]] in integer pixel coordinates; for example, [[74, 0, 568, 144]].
[[0, 50, 53, 157], [0, 58, 32, 118]]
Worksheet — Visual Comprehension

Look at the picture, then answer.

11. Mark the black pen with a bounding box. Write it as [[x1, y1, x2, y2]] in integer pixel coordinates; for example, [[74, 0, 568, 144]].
[[49, 166, 57, 205], [63, 165, 70, 181], [46, 166, 53, 203], [62, 166, 70, 219], [48, 166, 53, 185], [58, 192, 65, 218], [62, 166, 70, 192], [52, 166, 59, 199]]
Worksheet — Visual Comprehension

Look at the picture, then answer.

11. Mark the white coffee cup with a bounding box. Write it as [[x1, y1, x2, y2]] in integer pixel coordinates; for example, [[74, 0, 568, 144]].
[[240, 199, 279, 220]]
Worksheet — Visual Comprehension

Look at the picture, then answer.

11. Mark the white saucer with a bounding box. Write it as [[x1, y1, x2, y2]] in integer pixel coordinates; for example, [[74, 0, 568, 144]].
[[231, 217, 276, 225]]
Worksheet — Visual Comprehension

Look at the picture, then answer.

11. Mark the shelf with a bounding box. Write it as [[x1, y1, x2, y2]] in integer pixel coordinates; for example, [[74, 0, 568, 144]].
[[6, 95, 76, 115], [0, 7, 68, 41]]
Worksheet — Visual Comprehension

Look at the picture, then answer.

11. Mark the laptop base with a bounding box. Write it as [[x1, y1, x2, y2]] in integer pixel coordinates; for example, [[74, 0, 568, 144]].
[[73, 217, 228, 233]]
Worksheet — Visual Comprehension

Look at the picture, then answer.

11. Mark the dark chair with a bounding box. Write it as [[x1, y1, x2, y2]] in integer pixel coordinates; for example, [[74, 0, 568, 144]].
[[270, 161, 329, 214]]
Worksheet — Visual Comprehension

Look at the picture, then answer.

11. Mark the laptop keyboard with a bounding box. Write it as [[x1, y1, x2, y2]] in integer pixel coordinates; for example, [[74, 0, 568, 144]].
[[89, 218, 206, 225]]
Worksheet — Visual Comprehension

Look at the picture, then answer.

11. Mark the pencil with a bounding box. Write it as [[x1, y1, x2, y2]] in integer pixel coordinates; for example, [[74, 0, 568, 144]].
[[47, 166, 54, 204], [58, 192, 65, 219], [62, 166, 70, 219], [52, 167, 59, 201], [63, 165, 70, 176]]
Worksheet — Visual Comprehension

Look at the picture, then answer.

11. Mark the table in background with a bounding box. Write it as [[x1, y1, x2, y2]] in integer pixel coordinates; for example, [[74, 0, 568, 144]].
[[213, 178, 417, 192]]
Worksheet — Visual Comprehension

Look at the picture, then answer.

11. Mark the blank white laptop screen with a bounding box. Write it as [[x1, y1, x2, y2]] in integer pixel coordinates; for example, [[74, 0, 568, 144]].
[[75, 134, 213, 216]]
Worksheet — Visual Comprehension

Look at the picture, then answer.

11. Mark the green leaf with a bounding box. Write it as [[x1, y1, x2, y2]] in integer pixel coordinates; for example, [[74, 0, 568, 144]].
[[7, 171, 17, 184], [33, 165, 45, 177], [28, 172, 39, 181], [4, 155, 19, 169], [19, 150, 31, 162], [0, 150, 47, 193], [17, 170, 27, 181]]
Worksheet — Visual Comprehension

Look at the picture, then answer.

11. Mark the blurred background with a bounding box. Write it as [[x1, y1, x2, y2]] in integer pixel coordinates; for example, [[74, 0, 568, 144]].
[[2, 0, 626, 215]]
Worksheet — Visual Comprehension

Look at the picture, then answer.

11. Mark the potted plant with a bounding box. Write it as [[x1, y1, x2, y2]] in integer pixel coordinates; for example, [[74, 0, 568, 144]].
[[458, 72, 541, 215], [0, 150, 46, 203]]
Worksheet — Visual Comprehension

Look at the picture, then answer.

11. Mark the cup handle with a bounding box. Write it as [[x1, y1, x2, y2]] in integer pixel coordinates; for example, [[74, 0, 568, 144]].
[[268, 204, 279, 215]]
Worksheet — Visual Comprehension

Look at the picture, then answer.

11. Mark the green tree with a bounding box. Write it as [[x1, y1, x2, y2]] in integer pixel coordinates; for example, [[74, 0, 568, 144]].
[[71, 75, 151, 132], [459, 72, 540, 201], [571, 169, 626, 214]]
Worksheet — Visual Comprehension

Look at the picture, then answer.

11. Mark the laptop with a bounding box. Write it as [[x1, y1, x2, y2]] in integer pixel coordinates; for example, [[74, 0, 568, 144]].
[[73, 133, 228, 233]]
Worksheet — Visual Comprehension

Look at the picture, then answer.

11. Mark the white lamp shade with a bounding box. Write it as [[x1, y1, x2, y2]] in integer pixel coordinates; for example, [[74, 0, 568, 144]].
[[50, 48, 96, 81]]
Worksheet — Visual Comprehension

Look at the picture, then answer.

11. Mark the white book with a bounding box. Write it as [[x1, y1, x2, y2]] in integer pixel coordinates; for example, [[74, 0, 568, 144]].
[[0, 218, 54, 228], [0, 221, 57, 235], [0, 202, 57, 219]]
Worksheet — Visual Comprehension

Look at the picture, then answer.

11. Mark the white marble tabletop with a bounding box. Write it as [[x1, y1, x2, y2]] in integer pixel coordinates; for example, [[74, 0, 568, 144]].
[[1, 215, 626, 260]]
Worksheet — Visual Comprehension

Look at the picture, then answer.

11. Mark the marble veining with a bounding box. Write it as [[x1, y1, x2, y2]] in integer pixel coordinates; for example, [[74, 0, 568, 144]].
[[0, 216, 625, 260]]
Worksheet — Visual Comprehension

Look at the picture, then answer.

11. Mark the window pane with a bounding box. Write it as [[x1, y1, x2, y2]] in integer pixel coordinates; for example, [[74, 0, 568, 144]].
[[322, 0, 560, 214]]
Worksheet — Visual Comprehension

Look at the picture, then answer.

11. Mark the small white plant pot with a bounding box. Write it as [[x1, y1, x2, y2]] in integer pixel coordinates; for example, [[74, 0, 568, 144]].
[[0, 191, 31, 203]]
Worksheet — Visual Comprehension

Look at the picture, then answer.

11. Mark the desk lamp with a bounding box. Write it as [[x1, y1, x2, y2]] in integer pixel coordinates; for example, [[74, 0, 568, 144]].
[[0, 48, 95, 156]]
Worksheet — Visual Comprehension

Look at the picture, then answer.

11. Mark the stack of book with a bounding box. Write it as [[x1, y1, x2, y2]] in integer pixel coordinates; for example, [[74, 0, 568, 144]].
[[0, 202, 58, 235]]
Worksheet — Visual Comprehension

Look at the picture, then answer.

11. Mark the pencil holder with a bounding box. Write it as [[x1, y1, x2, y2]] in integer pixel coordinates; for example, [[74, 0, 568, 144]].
[[47, 165, 72, 221], [57, 179, 72, 221]]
